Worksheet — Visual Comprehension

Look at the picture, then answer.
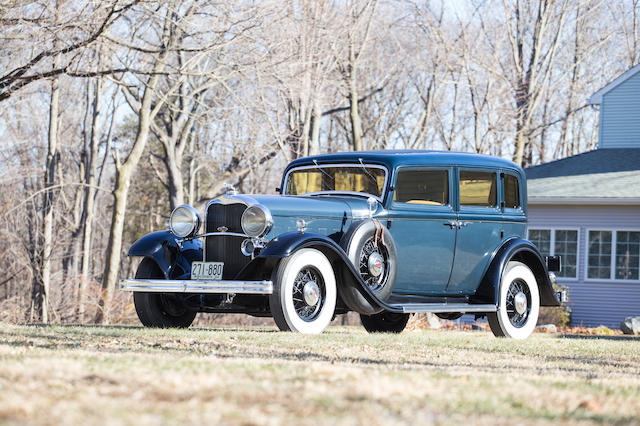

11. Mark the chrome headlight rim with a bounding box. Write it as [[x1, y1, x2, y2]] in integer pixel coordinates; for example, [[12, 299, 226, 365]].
[[241, 204, 273, 238], [169, 204, 201, 238]]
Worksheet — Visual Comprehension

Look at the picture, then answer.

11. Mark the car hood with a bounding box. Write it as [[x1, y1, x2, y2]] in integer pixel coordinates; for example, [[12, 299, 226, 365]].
[[230, 194, 380, 220]]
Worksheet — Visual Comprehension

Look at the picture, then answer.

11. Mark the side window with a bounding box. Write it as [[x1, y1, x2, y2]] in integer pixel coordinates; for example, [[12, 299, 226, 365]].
[[504, 174, 521, 209], [394, 169, 449, 206], [459, 170, 497, 207]]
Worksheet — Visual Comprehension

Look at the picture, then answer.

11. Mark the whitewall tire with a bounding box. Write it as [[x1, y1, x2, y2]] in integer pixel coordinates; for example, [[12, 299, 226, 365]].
[[270, 248, 337, 334], [488, 261, 540, 340]]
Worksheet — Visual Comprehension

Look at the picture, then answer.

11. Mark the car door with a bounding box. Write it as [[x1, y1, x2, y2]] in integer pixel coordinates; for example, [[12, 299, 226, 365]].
[[446, 168, 503, 295], [386, 166, 457, 295]]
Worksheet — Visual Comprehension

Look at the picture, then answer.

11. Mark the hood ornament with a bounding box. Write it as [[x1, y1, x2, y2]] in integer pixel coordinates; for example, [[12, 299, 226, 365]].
[[223, 183, 238, 196]]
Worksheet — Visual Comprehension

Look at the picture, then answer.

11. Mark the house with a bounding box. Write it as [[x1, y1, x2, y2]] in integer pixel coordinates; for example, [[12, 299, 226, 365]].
[[525, 64, 640, 328]]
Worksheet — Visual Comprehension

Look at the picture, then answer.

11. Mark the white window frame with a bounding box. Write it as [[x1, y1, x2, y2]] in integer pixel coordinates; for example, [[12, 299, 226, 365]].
[[586, 228, 640, 283], [527, 227, 579, 280]]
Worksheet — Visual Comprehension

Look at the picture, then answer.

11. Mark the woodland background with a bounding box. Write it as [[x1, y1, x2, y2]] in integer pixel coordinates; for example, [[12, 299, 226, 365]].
[[0, 0, 638, 324]]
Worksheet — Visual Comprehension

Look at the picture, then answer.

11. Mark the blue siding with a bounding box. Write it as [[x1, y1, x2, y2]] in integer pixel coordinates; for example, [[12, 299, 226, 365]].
[[528, 204, 640, 328], [600, 72, 640, 149]]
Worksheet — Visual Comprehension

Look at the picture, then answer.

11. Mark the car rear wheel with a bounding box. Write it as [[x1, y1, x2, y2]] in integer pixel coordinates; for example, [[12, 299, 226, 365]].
[[270, 248, 337, 334], [487, 261, 540, 339], [133, 259, 197, 328], [360, 311, 410, 333]]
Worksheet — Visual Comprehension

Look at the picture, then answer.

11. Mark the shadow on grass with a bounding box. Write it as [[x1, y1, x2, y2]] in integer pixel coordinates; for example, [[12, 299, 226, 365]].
[[559, 334, 639, 342], [18, 323, 280, 333]]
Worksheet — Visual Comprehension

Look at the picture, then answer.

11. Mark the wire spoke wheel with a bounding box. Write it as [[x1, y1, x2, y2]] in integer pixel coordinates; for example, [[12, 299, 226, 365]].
[[270, 248, 337, 334], [358, 237, 389, 292], [291, 267, 325, 322], [487, 261, 540, 339], [505, 279, 531, 328]]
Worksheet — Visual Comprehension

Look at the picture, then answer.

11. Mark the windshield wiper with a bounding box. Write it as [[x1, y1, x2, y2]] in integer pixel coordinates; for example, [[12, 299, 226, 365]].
[[358, 158, 379, 189], [313, 160, 334, 190]]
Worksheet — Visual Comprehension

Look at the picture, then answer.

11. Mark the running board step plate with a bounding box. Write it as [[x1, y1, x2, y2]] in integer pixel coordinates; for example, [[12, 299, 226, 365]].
[[392, 303, 496, 314]]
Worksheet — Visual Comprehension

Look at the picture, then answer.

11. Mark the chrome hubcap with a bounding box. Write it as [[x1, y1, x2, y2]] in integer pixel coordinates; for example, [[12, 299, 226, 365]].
[[292, 267, 325, 322], [514, 291, 527, 315], [303, 281, 320, 306], [359, 238, 389, 292], [368, 252, 384, 277], [506, 279, 532, 328]]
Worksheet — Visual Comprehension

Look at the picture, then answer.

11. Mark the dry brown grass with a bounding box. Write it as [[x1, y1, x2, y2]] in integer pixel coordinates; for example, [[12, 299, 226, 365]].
[[1, 323, 639, 425]]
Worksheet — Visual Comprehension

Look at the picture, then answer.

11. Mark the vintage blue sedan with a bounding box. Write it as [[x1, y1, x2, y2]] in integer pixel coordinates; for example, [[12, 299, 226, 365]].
[[120, 151, 563, 338]]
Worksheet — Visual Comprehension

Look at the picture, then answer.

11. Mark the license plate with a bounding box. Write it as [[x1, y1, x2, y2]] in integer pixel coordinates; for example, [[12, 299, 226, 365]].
[[191, 262, 224, 280]]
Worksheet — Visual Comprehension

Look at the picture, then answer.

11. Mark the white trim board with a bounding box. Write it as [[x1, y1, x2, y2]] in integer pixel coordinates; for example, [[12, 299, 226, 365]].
[[588, 64, 640, 105], [528, 197, 640, 205]]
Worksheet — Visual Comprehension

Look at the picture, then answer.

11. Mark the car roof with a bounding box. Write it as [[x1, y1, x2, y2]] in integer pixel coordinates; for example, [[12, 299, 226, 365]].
[[286, 150, 523, 175]]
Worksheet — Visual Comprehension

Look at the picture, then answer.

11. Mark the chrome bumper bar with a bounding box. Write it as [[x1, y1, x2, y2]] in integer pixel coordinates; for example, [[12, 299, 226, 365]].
[[119, 279, 273, 295]]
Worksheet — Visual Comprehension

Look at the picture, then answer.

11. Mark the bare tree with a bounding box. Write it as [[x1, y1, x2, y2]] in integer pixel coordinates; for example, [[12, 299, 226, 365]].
[[0, 1, 137, 102]]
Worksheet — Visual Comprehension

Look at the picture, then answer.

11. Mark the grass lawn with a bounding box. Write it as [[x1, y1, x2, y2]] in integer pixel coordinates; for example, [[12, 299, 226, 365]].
[[0, 323, 639, 425]]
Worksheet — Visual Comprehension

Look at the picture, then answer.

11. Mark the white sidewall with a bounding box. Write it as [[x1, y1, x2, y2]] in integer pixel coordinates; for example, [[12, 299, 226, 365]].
[[279, 248, 337, 334], [496, 262, 540, 340]]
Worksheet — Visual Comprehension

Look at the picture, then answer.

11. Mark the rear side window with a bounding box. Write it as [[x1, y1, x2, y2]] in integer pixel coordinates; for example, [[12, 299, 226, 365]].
[[504, 174, 521, 209], [459, 170, 497, 207], [394, 170, 449, 206]]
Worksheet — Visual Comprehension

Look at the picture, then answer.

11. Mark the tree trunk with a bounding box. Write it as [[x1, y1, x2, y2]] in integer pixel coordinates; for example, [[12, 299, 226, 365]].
[[165, 145, 184, 210], [78, 76, 103, 321], [348, 39, 363, 151], [309, 98, 321, 156], [96, 71, 161, 323], [39, 52, 62, 323]]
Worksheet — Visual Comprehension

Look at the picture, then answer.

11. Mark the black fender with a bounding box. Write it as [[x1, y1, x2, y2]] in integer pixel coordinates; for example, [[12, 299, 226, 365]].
[[473, 237, 560, 307], [128, 231, 202, 280], [242, 231, 393, 314]]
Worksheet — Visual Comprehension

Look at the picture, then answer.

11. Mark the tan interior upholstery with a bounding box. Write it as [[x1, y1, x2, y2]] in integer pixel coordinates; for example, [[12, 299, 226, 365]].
[[406, 200, 443, 205]]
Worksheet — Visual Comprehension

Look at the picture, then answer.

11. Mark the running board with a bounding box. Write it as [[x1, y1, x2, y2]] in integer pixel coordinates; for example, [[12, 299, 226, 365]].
[[392, 303, 496, 314]]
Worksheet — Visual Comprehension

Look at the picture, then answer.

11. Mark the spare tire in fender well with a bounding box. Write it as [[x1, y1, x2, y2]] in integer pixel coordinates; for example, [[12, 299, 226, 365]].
[[338, 220, 398, 315], [253, 231, 387, 315]]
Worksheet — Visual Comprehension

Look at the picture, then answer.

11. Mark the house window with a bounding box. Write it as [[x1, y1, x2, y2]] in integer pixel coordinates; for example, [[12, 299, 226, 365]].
[[587, 230, 640, 281], [528, 229, 578, 279], [615, 231, 640, 280], [588, 231, 612, 279], [555, 230, 578, 277], [528, 230, 551, 256]]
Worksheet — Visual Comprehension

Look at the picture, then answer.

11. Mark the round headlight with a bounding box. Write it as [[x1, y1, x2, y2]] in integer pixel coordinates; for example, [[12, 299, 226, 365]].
[[169, 205, 201, 238], [241, 205, 273, 237]]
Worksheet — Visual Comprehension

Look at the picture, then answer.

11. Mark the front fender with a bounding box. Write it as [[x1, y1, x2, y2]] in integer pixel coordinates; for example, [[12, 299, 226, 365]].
[[128, 231, 202, 279], [240, 232, 397, 314], [474, 237, 560, 307]]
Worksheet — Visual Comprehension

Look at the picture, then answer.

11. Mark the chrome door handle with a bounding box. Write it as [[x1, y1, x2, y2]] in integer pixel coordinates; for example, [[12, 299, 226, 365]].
[[443, 220, 457, 229], [457, 221, 470, 229]]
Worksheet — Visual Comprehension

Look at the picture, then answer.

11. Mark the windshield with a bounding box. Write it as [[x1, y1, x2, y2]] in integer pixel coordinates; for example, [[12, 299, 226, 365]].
[[284, 165, 387, 199]]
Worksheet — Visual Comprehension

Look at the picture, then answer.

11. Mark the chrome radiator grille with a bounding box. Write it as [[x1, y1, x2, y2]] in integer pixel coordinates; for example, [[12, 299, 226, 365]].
[[205, 203, 250, 279]]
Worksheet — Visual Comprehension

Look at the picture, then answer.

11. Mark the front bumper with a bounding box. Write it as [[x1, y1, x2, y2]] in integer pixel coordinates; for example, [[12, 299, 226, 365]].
[[119, 279, 273, 295]]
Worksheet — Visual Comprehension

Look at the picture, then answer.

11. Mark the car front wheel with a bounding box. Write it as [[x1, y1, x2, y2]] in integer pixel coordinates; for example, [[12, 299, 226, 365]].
[[487, 261, 540, 339], [270, 248, 337, 334], [133, 259, 197, 328]]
